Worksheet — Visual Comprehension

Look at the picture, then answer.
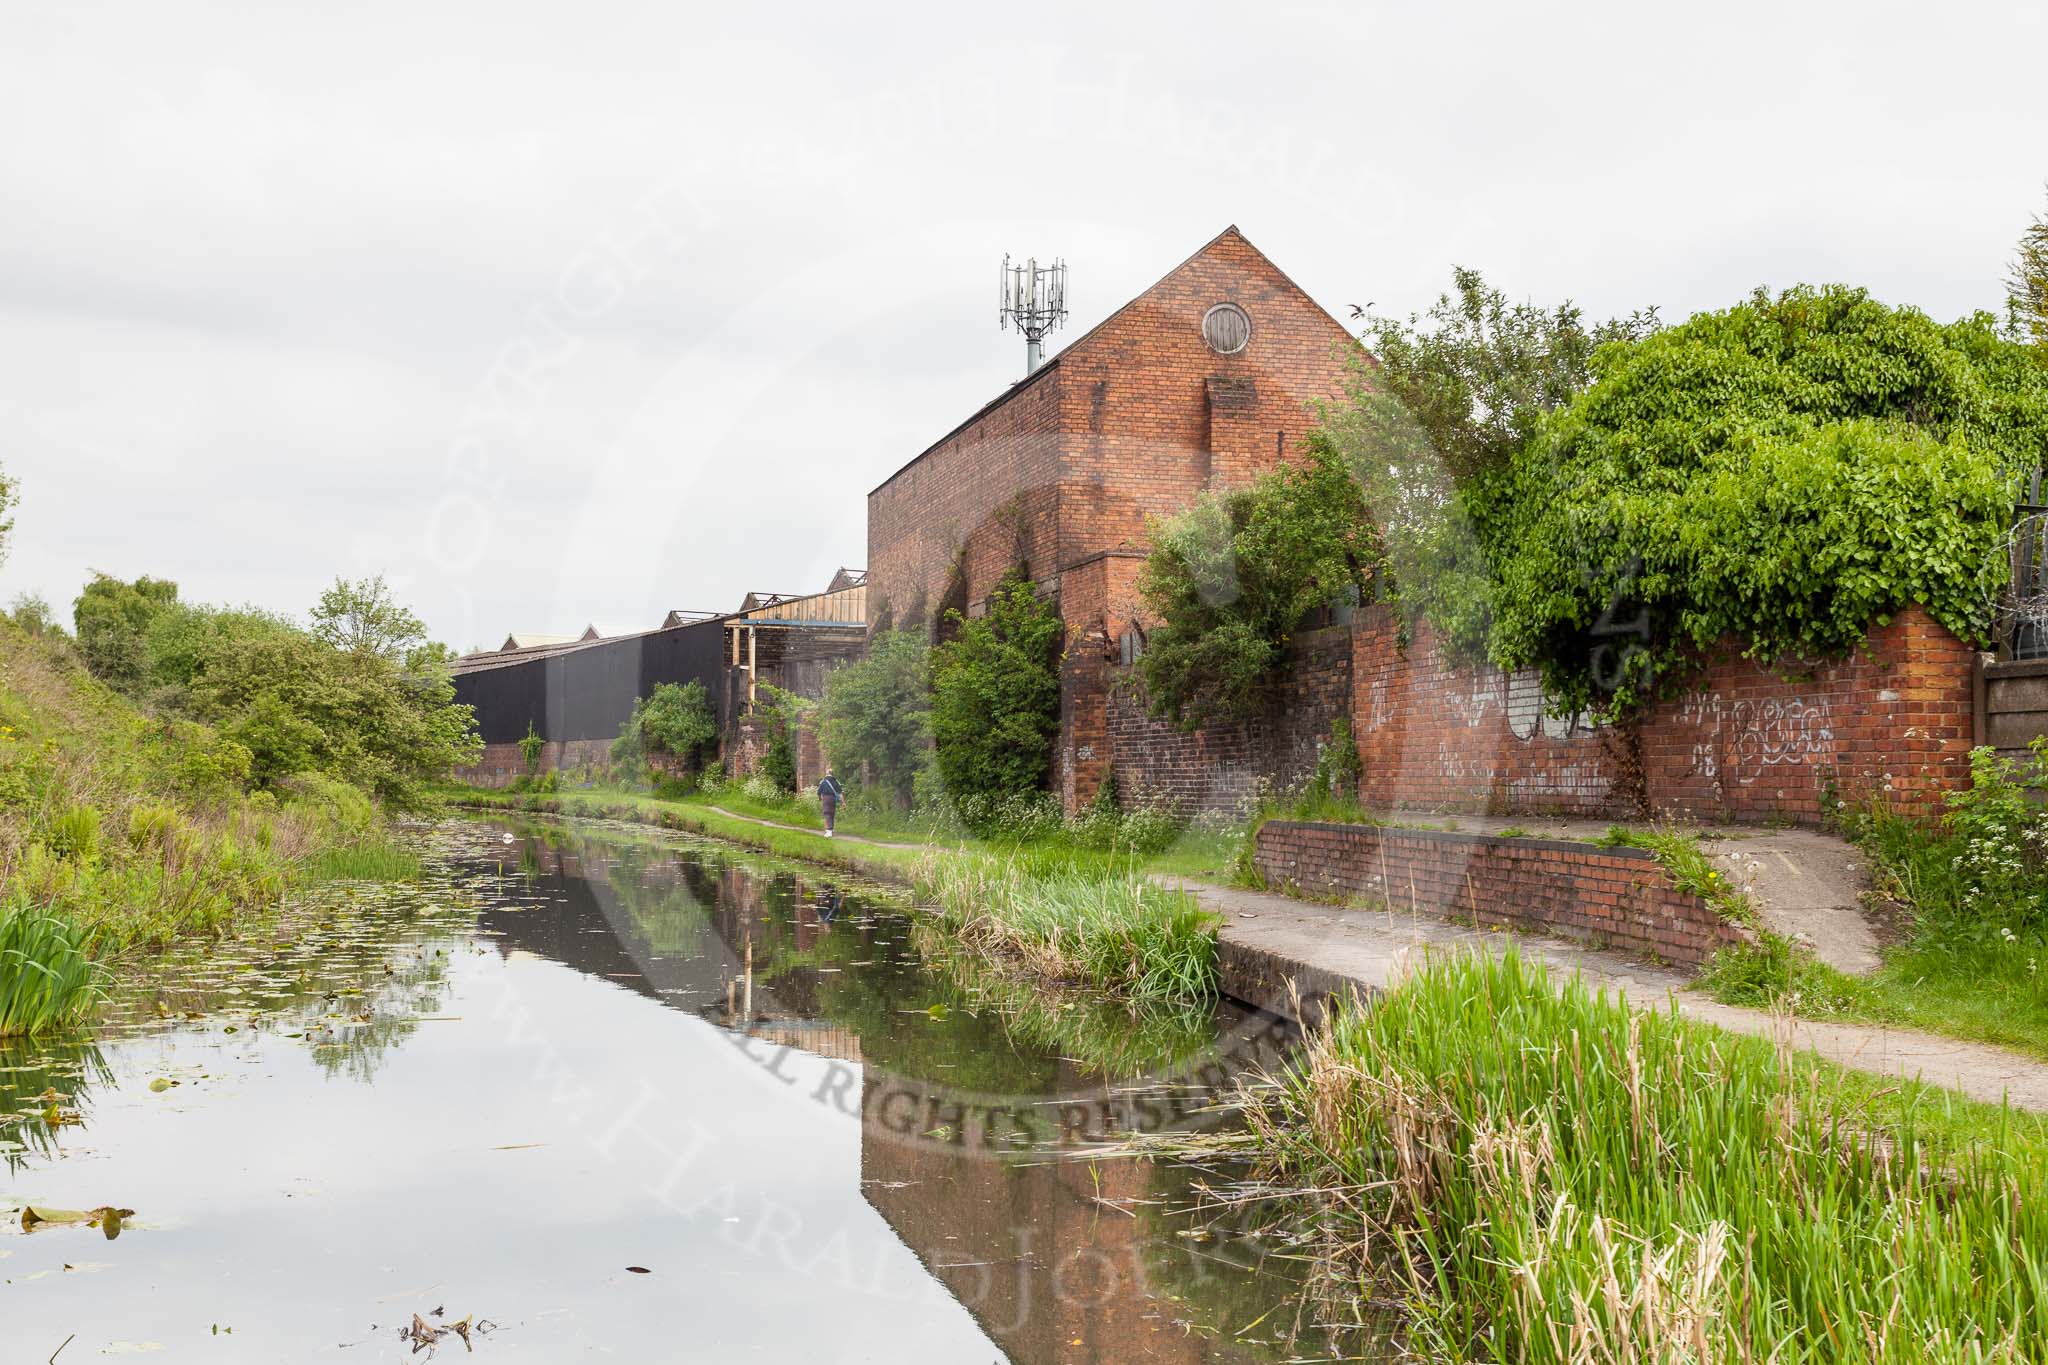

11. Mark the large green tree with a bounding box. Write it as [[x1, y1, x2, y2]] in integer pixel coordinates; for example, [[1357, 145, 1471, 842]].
[[1138, 441, 1378, 728], [929, 570, 1062, 805], [1321, 270, 1659, 657], [1349, 267, 1660, 484], [817, 629, 930, 805]]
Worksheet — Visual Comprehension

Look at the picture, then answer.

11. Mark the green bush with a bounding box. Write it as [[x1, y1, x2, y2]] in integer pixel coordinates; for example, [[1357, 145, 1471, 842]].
[[125, 803, 184, 852], [1938, 741, 2048, 934], [613, 681, 717, 770], [760, 721, 797, 793], [72, 572, 179, 694], [1139, 441, 1379, 728], [930, 570, 1062, 807], [1304, 714, 1361, 806], [46, 803, 101, 866], [7, 592, 57, 637], [157, 718, 255, 798], [818, 629, 931, 806]]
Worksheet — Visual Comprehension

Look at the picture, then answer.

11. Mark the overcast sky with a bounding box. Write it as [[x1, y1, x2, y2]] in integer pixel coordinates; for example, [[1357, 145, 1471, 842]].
[[1, 1, 2040, 650]]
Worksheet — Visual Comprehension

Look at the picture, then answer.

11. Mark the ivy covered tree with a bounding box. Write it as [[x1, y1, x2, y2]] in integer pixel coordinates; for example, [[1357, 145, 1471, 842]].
[[817, 629, 931, 806], [1138, 441, 1379, 728], [1483, 285, 2048, 716], [929, 570, 1062, 807]]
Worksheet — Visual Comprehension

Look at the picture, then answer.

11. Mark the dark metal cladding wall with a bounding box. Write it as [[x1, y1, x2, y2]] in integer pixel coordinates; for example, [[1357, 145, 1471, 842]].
[[454, 619, 729, 745]]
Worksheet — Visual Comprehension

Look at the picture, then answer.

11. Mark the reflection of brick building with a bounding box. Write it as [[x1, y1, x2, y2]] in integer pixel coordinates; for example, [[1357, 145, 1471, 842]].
[[866, 227, 1359, 809], [859, 1069, 1289, 1365]]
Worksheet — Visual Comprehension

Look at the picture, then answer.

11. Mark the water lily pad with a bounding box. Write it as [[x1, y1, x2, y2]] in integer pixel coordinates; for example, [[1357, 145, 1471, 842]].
[[19, 1204, 134, 1233]]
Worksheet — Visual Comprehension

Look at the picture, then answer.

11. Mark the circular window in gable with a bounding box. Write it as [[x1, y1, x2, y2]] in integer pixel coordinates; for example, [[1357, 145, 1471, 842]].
[[1202, 302, 1251, 355]]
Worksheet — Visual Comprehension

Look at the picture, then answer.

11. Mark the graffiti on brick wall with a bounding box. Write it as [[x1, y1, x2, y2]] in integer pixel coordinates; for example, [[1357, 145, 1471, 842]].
[[1679, 693, 1835, 787], [1386, 663, 1609, 801], [1504, 668, 1596, 742], [1364, 675, 1395, 732], [1363, 662, 1595, 742]]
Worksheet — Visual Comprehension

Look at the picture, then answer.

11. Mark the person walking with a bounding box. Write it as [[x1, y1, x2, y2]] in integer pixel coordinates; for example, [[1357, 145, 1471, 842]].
[[817, 769, 845, 837]]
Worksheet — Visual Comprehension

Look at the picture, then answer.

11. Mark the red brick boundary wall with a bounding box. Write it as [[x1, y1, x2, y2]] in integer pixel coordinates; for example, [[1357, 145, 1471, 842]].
[[1253, 820, 1751, 968], [1352, 604, 1976, 824], [1059, 549, 1356, 815]]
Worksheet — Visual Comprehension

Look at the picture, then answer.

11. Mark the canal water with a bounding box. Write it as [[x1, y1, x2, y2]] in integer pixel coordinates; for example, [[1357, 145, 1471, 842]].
[[2, 817, 1380, 1362]]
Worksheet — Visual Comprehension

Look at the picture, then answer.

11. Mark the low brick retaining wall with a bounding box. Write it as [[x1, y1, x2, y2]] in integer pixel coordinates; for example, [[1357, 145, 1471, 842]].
[[1252, 820, 1750, 968]]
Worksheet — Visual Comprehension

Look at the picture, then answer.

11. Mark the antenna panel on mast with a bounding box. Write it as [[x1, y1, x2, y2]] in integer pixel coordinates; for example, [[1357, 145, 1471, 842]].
[[998, 253, 1068, 376]]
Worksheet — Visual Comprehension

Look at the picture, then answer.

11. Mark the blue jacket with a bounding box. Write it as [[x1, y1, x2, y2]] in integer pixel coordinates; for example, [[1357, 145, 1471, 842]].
[[817, 775, 844, 802]]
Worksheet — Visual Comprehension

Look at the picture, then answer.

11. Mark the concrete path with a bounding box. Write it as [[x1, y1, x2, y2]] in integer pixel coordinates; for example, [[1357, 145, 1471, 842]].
[[698, 805, 2048, 1113], [1185, 876, 2048, 1114]]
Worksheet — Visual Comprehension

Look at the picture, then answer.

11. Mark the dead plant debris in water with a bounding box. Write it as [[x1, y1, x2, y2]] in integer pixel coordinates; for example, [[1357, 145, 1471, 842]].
[[398, 1309, 496, 1356]]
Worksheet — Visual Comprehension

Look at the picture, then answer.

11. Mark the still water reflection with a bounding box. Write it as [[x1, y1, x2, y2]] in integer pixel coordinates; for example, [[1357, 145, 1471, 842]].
[[1, 817, 1376, 1362]]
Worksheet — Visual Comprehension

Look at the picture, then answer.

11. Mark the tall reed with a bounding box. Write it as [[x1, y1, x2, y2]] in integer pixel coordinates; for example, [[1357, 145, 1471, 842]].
[[0, 907, 103, 1037], [1249, 949, 2048, 1364], [914, 848, 1217, 1003]]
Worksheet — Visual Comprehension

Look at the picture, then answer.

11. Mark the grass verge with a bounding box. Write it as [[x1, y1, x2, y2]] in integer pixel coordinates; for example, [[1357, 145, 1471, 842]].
[[1249, 948, 2048, 1364]]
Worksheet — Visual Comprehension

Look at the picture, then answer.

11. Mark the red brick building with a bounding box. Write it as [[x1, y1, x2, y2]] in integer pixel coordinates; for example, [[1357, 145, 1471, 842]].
[[866, 226, 1359, 807]]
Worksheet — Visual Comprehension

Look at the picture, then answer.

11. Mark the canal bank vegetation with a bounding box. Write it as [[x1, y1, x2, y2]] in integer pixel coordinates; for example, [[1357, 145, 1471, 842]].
[[70, 570, 479, 809], [0, 514, 481, 1033], [1703, 741, 2048, 1059], [0, 615, 365, 1030], [914, 847, 1215, 1004], [1244, 950, 2048, 1364], [451, 784, 1232, 1002]]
